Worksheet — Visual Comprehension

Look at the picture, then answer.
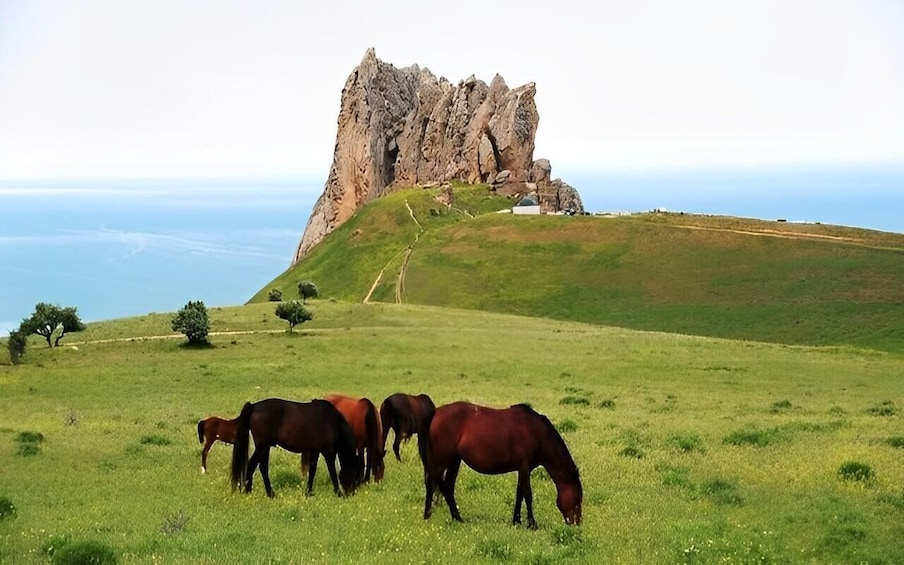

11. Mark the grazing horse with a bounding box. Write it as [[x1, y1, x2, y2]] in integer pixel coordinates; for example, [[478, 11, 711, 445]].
[[230, 398, 361, 498], [302, 394, 385, 484], [197, 415, 238, 473], [419, 401, 583, 528], [379, 393, 435, 462]]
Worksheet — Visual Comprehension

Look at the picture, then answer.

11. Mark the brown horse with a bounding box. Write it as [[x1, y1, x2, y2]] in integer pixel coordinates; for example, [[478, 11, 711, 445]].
[[230, 398, 361, 498], [197, 416, 238, 474], [302, 394, 385, 483], [419, 402, 582, 528], [379, 393, 435, 462]]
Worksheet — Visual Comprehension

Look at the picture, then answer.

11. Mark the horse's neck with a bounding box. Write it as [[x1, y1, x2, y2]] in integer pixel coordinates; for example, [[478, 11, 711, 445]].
[[539, 435, 577, 486]]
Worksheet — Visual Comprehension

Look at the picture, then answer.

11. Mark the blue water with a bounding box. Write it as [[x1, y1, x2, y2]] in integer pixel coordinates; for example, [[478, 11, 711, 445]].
[[1, 167, 902, 337]]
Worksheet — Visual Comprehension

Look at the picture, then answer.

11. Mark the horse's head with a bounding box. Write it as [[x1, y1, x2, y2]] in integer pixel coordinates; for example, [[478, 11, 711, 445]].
[[372, 451, 386, 482], [338, 464, 360, 496], [556, 482, 583, 526]]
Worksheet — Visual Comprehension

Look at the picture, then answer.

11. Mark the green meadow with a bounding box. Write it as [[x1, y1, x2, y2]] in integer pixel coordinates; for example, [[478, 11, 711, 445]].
[[1, 302, 902, 563]]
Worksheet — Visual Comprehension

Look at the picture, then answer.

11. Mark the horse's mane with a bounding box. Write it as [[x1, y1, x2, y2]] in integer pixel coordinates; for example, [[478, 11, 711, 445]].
[[511, 403, 580, 481]]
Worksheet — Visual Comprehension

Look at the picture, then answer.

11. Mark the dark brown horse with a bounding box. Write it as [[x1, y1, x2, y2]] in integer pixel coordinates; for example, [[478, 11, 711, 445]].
[[301, 394, 385, 483], [379, 393, 435, 462], [230, 398, 361, 498], [419, 402, 582, 528], [197, 415, 238, 474]]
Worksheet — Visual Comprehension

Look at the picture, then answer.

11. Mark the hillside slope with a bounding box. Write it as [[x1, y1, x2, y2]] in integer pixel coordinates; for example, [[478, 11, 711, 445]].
[[252, 184, 904, 352]]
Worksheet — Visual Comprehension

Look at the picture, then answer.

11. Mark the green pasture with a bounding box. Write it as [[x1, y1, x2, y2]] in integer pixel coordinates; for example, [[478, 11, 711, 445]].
[[1, 301, 902, 563]]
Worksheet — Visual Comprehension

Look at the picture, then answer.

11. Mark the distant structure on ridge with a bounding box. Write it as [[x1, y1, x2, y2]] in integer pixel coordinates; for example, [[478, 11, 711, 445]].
[[292, 48, 583, 264]]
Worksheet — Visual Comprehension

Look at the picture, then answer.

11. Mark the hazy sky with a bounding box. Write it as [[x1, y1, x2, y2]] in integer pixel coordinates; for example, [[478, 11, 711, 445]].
[[1, 0, 902, 180]]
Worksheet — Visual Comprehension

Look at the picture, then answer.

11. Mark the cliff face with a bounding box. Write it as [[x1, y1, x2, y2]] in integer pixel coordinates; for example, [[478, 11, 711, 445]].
[[293, 49, 583, 264]]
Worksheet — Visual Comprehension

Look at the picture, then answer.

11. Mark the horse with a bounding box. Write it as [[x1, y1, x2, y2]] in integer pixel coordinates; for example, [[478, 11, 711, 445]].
[[301, 394, 385, 484], [197, 415, 239, 473], [418, 401, 582, 528], [379, 393, 435, 462], [230, 398, 361, 498]]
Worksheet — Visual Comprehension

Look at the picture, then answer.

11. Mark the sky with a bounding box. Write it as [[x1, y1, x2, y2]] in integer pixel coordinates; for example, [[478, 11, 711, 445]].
[[1, 0, 903, 181]]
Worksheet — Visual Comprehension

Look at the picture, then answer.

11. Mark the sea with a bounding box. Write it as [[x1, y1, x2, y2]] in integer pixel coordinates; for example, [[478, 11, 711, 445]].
[[2, 166, 902, 337]]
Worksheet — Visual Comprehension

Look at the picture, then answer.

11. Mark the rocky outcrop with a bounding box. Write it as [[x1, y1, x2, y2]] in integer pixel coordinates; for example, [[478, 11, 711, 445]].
[[292, 49, 583, 263]]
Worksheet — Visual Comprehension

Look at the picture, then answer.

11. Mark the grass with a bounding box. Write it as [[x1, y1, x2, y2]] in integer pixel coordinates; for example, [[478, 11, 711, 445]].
[[252, 185, 904, 352], [1, 301, 902, 563]]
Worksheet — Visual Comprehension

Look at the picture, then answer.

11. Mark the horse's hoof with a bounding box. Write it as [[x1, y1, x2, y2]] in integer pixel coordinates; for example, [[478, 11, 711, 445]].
[[527, 521, 538, 531]]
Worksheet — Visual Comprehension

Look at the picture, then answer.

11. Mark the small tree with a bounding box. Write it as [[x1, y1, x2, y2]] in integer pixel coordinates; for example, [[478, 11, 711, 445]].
[[275, 300, 313, 332], [268, 288, 283, 302], [171, 300, 210, 345], [20, 302, 86, 347], [7, 329, 27, 364], [297, 280, 319, 304]]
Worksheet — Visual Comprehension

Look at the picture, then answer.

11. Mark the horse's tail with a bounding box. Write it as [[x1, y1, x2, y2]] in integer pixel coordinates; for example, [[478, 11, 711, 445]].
[[378, 400, 392, 453], [417, 407, 436, 476], [230, 402, 254, 491], [197, 419, 205, 444]]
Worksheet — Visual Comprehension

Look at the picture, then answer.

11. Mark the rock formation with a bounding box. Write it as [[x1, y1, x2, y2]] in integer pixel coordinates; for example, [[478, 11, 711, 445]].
[[292, 49, 584, 264]]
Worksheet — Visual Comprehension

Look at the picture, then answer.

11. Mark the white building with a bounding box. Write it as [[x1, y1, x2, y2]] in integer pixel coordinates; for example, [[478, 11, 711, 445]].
[[512, 196, 541, 215]]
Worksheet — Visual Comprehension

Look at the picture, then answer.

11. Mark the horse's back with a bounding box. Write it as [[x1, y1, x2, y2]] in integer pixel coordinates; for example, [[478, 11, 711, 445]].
[[249, 398, 345, 453], [430, 402, 544, 473]]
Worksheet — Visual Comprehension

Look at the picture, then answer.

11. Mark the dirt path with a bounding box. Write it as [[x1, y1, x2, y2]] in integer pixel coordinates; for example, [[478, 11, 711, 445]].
[[70, 329, 287, 345], [364, 200, 424, 304]]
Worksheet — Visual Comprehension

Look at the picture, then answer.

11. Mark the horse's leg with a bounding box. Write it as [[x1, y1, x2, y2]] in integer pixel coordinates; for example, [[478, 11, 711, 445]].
[[393, 430, 404, 462], [259, 446, 274, 498], [423, 468, 437, 520], [245, 449, 260, 493], [363, 447, 372, 483], [514, 469, 536, 528], [299, 451, 309, 479], [439, 458, 464, 522], [306, 452, 320, 495], [324, 453, 342, 496], [201, 437, 215, 474]]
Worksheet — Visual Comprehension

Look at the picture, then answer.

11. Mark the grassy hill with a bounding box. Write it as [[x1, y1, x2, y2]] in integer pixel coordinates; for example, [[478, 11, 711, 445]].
[[1, 302, 902, 563], [252, 184, 904, 352]]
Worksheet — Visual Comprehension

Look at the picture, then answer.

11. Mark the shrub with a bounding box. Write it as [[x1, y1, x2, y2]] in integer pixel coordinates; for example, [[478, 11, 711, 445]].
[[268, 288, 283, 302], [886, 436, 904, 449], [556, 419, 578, 433], [619, 446, 644, 459], [667, 432, 704, 453], [838, 461, 873, 483], [17, 443, 40, 456], [171, 300, 210, 345], [52, 539, 117, 565], [597, 398, 616, 409], [769, 399, 793, 413], [7, 329, 27, 364], [0, 496, 15, 520], [865, 401, 896, 416], [16, 431, 45, 444], [297, 280, 319, 303], [559, 395, 590, 406], [723, 426, 777, 447], [275, 301, 314, 332], [15, 430, 44, 456]]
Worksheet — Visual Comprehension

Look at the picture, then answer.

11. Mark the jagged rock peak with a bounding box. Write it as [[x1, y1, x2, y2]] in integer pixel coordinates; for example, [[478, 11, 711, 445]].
[[292, 49, 582, 263]]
